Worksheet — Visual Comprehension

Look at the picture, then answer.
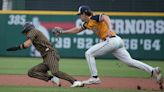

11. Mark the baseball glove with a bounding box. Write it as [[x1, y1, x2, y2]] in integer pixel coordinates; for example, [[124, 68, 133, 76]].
[[52, 27, 63, 36]]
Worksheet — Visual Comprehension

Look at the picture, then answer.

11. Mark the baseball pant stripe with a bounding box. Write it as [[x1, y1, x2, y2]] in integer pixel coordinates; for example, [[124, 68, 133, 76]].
[[45, 51, 76, 84], [28, 63, 52, 81]]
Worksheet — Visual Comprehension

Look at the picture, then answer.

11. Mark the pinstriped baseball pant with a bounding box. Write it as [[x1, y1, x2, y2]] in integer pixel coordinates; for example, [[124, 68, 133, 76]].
[[28, 51, 76, 84]]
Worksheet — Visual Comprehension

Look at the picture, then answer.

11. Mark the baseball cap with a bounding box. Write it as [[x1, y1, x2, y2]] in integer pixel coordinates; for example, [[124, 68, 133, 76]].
[[77, 5, 92, 15]]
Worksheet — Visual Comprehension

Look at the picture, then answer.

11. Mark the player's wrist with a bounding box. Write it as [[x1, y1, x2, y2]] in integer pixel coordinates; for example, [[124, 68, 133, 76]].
[[19, 44, 26, 49]]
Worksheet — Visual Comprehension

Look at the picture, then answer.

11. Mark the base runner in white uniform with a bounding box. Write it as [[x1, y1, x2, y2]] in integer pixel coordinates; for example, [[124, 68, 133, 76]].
[[53, 5, 163, 85]]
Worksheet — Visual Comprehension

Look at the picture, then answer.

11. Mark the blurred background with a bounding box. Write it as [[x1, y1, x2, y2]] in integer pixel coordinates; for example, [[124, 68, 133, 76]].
[[0, 0, 163, 60], [0, 1, 163, 92]]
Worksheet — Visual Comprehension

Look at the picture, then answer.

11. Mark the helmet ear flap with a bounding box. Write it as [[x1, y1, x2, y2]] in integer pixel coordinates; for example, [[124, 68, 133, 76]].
[[22, 22, 35, 34]]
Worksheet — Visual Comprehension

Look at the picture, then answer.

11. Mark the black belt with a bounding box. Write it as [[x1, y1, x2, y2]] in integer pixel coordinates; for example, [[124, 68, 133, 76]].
[[109, 35, 116, 38], [104, 35, 116, 41]]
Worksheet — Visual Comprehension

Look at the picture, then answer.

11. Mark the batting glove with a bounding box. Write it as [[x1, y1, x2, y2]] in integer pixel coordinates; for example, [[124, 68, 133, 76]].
[[6, 46, 21, 51]]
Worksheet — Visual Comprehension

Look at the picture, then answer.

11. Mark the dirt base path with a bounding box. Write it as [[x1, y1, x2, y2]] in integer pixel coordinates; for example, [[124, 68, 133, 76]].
[[0, 75, 163, 91]]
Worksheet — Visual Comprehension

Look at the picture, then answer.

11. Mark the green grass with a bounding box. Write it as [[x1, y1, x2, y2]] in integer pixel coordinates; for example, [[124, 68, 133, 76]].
[[0, 57, 164, 92], [0, 57, 164, 77], [0, 86, 158, 92]]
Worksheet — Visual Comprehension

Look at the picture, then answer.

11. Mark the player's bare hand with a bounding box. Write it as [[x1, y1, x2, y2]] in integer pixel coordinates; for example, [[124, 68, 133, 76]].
[[52, 27, 63, 36]]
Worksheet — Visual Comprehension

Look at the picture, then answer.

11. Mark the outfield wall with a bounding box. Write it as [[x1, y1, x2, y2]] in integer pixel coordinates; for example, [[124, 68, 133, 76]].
[[0, 11, 163, 60], [1, 0, 163, 12]]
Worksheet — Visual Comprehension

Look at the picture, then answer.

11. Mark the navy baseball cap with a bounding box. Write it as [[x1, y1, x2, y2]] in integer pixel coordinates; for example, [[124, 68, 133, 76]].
[[77, 5, 92, 15]]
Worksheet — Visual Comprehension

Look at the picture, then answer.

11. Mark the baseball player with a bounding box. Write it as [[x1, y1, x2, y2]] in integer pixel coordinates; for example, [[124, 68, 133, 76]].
[[6, 22, 83, 87], [53, 5, 163, 85]]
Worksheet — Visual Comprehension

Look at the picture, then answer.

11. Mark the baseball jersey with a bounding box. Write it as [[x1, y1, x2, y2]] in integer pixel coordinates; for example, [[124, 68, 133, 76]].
[[27, 29, 55, 56], [82, 14, 116, 40]]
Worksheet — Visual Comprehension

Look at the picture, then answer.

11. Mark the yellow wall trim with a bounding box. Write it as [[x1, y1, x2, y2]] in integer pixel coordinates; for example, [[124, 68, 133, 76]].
[[0, 10, 164, 16]]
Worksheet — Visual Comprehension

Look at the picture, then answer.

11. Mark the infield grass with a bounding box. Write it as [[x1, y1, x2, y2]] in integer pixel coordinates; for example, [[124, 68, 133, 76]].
[[0, 57, 164, 77], [0, 86, 159, 92], [0, 57, 164, 92]]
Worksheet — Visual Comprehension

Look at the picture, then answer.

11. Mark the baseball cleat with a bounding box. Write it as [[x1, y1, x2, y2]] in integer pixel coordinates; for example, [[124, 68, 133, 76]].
[[51, 76, 61, 87], [152, 67, 163, 84], [82, 77, 101, 85], [70, 81, 84, 87]]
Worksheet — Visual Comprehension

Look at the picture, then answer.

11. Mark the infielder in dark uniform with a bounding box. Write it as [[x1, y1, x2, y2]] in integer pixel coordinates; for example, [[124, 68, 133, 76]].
[[6, 22, 83, 87]]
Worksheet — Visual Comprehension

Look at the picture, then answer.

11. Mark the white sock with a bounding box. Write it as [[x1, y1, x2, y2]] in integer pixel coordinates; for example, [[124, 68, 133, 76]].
[[51, 76, 60, 85]]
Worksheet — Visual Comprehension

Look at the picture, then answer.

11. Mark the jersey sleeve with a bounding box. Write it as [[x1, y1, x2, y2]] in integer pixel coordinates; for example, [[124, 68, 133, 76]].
[[81, 22, 87, 30], [27, 30, 37, 41], [90, 14, 103, 22]]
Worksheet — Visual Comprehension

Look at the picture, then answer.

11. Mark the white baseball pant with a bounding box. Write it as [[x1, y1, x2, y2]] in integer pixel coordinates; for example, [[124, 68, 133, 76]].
[[85, 36, 154, 77]]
